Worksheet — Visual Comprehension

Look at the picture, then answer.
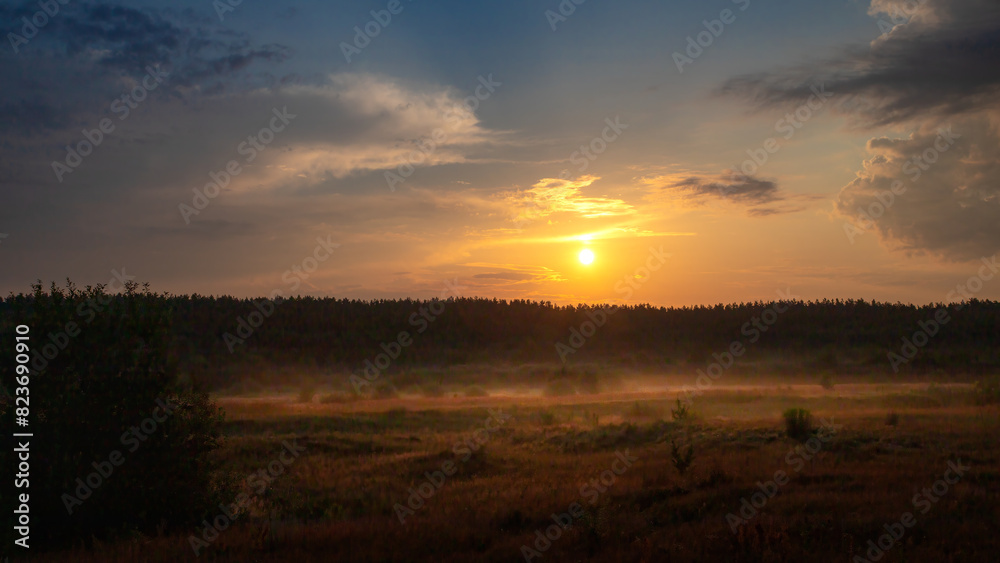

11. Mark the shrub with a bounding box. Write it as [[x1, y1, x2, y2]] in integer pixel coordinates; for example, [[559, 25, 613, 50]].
[[670, 439, 694, 475], [885, 411, 900, 426], [671, 397, 691, 421], [783, 408, 813, 442], [0, 281, 225, 551]]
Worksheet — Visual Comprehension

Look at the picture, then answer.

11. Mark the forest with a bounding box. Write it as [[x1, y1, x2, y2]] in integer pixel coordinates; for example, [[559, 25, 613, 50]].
[[4, 282, 999, 393]]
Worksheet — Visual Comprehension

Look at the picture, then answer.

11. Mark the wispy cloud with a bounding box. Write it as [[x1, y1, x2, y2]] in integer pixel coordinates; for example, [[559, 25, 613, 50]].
[[638, 171, 817, 217], [498, 175, 634, 222]]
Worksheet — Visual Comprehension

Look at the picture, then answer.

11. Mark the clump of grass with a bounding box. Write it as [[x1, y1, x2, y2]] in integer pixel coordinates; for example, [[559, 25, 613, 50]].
[[464, 385, 489, 397], [671, 397, 691, 421], [783, 408, 813, 442], [670, 439, 694, 475], [885, 411, 900, 426], [543, 379, 576, 397]]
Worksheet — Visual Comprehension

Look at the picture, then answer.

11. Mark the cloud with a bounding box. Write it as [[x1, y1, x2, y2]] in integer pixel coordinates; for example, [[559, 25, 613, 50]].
[[717, 0, 1000, 128], [2, 69, 505, 198], [667, 175, 781, 205], [837, 118, 1000, 260], [717, 0, 1000, 259], [473, 272, 534, 281], [252, 73, 503, 183], [639, 172, 813, 216], [0, 1, 290, 142], [461, 263, 566, 284], [498, 175, 634, 223]]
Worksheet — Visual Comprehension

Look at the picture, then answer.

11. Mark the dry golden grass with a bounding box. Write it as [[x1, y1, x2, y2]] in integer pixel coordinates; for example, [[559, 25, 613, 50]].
[[30, 382, 1000, 562]]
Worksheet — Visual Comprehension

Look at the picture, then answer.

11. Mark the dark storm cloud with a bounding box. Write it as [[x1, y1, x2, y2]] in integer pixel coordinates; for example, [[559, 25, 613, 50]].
[[648, 172, 822, 217], [670, 175, 782, 206], [717, 0, 1000, 128], [718, 0, 1000, 260], [60, 4, 183, 70], [837, 119, 1000, 261], [0, 1, 290, 137]]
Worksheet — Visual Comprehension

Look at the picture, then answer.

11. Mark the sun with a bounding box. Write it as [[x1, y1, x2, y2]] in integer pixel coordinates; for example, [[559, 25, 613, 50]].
[[578, 248, 595, 265]]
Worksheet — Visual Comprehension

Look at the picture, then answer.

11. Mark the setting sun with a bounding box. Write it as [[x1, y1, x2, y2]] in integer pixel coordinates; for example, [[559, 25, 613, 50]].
[[578, 248, 595, 265]]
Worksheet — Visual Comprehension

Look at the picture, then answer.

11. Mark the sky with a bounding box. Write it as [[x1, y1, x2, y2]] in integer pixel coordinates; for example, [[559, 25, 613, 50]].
[[1, 0, 999, 307]]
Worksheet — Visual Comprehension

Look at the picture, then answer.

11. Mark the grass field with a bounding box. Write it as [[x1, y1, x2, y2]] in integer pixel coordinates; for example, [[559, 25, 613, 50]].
[[33, 380, 1000, 562]]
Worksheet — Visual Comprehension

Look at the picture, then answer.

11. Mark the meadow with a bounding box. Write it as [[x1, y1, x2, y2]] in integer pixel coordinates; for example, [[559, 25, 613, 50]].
[[31, 374, 1000, 562]]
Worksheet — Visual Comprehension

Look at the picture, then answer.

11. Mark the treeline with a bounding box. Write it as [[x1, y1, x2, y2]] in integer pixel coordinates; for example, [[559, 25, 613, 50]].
[[5, 286, 1000, 390]]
